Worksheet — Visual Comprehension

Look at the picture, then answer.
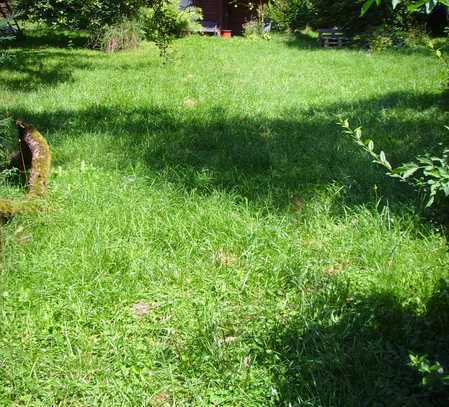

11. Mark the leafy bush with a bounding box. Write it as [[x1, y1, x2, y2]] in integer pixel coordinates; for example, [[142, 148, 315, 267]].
[[15, 0, 189, 56], [367, 25, 429, 51], [369, 27, 394, 51], [90, 19, 142, 52], [341, 121, 449, 209], [139, 1, 202, 40], [366, 3, 429, 51], [268, 0, 388, 34], [409, 353, 449, 390], [15, 0, 149, 31], [266, 0, 310, 32], [243, 4, 271, 39], [243, 20, 264, 38], [138, 1, 201, 57]]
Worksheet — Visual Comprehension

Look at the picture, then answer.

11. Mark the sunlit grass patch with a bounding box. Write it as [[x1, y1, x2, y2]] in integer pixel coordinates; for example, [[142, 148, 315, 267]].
[[0, 31, 449, 406]]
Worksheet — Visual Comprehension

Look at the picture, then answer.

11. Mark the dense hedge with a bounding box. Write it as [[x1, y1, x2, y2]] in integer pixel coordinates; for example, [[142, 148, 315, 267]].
[[268, 0, 394, 34]]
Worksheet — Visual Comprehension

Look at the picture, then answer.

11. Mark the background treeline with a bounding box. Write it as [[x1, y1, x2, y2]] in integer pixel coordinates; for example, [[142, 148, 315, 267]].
[[267, 0, 446, 35]]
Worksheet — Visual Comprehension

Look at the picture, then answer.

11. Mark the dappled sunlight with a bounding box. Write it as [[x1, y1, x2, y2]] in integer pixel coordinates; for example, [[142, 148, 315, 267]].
[[1, 31, 449, 405]]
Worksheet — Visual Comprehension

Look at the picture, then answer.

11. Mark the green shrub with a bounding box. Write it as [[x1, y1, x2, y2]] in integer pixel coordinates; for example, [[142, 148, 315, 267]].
[[243, 4, 271, 39], [369, 27, 394, 51], [266, 0, 309, 32], [243, 20, 264, 38], [268, 0, 390, 34], [15, 0, 149, 31], [367, 3, 429, 51], [402, 25, 431, 47], [341, 120, 449, 209], [409, 353, 449, 391], [90, 19, 142, 52], [139, 1, 202, 40]]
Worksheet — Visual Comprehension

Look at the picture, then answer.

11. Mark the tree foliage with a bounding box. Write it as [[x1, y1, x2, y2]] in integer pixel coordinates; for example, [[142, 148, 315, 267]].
[[361, 0, 449, 15], [268, 0, 396, 34], [14, 0, 162, 31]]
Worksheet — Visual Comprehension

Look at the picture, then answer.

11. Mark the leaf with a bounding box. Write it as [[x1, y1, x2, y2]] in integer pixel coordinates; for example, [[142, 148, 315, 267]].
[[417, 156, 433, 166], [408, 0, 430, 12], [443, 182, 449, 196], [392, 0, 401, 8], [361, 0, 376, 16], [426, 0, 438, 13], [399, 163, 419, 178], [426, 195, 435, 208], [379, 151, 392, 170], [367, 140, 374, 152]]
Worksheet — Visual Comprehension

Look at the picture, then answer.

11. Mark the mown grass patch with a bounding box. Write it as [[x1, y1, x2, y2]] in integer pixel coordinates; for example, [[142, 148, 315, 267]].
[[1, 31, 449, 405]]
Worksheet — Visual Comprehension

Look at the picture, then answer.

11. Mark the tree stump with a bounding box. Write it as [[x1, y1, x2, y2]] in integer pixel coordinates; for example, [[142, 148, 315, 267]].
[[0, 120, 51, 217]]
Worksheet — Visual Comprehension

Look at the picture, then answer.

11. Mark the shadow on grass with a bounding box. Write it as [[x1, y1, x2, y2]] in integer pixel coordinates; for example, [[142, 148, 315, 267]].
[[9, 27, 90, 49], [284, 31, 321, 50], [262, 279, 449, 406], [2, 88, 447, 211], [0, 29, 94, 91], [0, 47, 99, 91]]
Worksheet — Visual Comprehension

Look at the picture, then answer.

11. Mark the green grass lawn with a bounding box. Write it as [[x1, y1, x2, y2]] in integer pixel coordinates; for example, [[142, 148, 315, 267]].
[[1, 31, 449, 406]]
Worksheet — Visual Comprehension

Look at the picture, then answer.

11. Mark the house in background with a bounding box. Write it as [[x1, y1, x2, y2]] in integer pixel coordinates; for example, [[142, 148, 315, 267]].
[[182, 0, 265, 35]]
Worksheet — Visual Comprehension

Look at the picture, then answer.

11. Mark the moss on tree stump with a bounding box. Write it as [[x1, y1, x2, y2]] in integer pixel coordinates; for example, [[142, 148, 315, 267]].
[[0, 120, 51, 218]]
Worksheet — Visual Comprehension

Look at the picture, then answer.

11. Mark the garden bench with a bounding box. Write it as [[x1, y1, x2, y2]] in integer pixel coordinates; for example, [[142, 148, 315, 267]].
[[317, 28, 350, 48], [192, 20, 220, 36]]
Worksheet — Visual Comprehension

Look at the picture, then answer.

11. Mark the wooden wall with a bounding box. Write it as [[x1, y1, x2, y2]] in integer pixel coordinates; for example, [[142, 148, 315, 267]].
[[192, 0, 267, 35], [193, 0, 224, 27]]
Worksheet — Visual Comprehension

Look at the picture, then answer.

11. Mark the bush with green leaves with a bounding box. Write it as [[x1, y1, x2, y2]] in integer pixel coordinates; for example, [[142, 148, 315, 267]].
[[267, 0, 388, 34], [364, 0, 430, 51], [409, 353, 449, 390], [14, 0, 184, 56], [138, 1, 201, 57], [14, 0, 150, 31], [139, 1, 202, 40], [368, 23, 429, 51], [265, 0, 294, 31], [341, 121, 449, 208], [243, 20, 264, 38], [243, 3, 271, 39]]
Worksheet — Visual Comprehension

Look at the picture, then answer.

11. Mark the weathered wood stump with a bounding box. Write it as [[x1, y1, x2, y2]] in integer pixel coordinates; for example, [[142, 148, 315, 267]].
[[0, 120, 51, 217]]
